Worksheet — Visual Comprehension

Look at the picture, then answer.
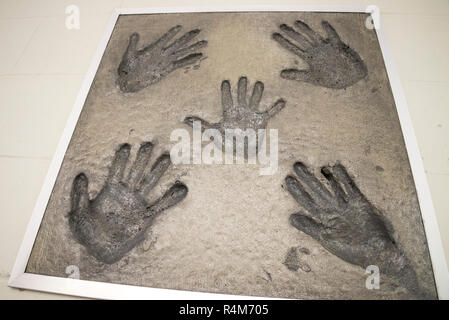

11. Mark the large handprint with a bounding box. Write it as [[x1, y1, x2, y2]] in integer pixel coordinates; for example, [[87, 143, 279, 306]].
[[69, 142, 188, 264], [183, 76, 285, 153], [118, 25, 207, 92], [285, 162, 425, 297], [273, 20, 367, 89]]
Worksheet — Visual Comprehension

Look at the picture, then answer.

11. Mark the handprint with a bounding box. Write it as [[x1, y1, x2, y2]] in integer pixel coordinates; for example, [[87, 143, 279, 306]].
[[183, 76, 285, 154], [273, 20, 368, 89], [285, 162, 425, 297], [69, 142, 188, 264], [118, 25, 207, 92]]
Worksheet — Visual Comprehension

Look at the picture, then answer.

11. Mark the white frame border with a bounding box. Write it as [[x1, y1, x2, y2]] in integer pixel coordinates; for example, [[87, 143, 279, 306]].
[[8, 5, 449, 300]]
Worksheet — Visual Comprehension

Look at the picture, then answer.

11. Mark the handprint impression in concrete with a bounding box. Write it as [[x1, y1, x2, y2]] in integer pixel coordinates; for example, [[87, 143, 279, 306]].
[[183, 76, 286, 155], [118, 25, 207, 92], [69, 142, 188, 264], [285, 162, 426, 297], [273, 20, 367, 89]]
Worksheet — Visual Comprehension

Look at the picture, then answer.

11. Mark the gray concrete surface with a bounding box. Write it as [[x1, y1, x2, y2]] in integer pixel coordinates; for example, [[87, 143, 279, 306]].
[[26, 12, 436, 299]]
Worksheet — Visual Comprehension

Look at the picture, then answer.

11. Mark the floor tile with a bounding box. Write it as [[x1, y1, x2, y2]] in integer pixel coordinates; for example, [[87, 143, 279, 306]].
[[0, 157, 50, 277], [13, 14, 111, 75], [120, 0, 449, 15], [0, 75, 83, 158], [382, 14, 449, 82], [403, 81, 449, 174], [426, 173, 449, 265], [0, 19, 40, 74], [0, 276, 80, 299], [0, 0, 122, 19]]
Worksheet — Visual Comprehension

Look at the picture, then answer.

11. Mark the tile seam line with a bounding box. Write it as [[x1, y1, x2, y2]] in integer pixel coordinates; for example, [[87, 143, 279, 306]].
[[0, 155, 51, 160], [0, 11, 118, 20], [427, 172, 449, 176], [0, 11, 448, 19], [381, 12, 449, 17], [0, 73, 85, 77], [405, 80, 449, 84], [10, 19, 42, 72]]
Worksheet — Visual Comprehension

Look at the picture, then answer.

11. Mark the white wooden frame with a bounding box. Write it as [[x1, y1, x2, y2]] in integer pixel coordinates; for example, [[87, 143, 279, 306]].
[[8, 5, 449, 300]]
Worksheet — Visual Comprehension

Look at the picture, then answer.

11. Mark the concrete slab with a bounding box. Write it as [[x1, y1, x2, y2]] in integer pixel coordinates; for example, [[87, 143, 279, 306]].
[[26, 12, 437, 299]]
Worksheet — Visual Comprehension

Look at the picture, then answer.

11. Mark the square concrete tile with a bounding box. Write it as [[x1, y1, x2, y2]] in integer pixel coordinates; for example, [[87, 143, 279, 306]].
[[24, 12, 438, 299]]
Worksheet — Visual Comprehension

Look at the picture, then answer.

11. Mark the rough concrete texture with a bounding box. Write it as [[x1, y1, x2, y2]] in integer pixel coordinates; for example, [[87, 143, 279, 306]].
[[26, 12, 437, 299], [273, 20, 368, 89], [69, 142, 188, 264], [118, 25, 207, 93], [286, 162, 427, 298], [184, 76, 286, 155]]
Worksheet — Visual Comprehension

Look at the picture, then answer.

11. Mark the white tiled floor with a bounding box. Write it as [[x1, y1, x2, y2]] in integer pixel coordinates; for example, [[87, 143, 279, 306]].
[[0, 158, 50, 275], [0, 75, 83, 158], [403, 81, 449, 174], [382, 14, 449, 82], [0, 19, 40, 74], [13, 15, 112, 75], [0, 0, 448, 299]]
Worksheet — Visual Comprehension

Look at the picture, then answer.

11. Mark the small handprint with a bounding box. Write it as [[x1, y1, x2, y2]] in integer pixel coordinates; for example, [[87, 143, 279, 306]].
[[285, 162, 425, 297], [118, 25, 207, 92], [69, 142, 188, 264], [273, 20, 368, 89], [183, 76, 285, 154]]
